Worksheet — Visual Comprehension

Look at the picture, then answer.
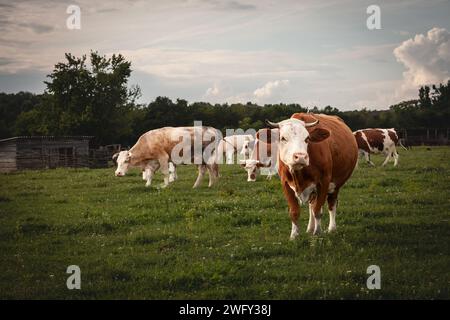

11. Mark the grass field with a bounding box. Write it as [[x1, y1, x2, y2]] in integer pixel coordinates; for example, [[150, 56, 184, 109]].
[[0, 146, 449, 299]]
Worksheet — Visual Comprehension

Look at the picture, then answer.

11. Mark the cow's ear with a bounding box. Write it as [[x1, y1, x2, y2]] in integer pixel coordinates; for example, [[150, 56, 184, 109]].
[[239, 160, 246, 168], [112, 153, 119, 165], [309, 128, 330, 143]]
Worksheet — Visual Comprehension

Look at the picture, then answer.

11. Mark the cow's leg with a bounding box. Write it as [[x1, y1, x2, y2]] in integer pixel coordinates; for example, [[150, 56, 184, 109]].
[[168, 162, 177, 182], [364, 152, 375, 166], [142, 169, 148, 181], [392, 148, 399, 166], [206, 163, 219, 187], [282, 181, 300, 240], [312, 188, 328, 235], [327, 191, 338, 232], [158, 155, 170, 188], [145, 162, 160, 187], [145, 169, 155, 187], [193, 164, 207, 188], [173, 164, 178, 180], [381, 151, 391, 166], [306, 202, 315, 234]]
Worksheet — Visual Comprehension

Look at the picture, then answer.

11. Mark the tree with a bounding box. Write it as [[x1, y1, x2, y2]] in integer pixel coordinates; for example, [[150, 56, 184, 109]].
[[42, 51, 140, 144]]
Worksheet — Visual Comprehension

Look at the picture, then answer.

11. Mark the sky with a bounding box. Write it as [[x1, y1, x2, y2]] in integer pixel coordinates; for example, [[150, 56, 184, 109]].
[[0, 0, 449, 110]]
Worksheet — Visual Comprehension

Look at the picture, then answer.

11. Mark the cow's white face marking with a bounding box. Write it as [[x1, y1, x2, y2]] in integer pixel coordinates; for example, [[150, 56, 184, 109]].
[[115, 151, 132, 177], [277, 119, 311, 172], [241, 159, 259, 181]]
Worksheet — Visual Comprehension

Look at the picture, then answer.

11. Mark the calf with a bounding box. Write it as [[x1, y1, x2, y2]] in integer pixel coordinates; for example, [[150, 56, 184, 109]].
[[240, 129, 278, 182], [353, 128, 403, 166], [265, 113, 358, 239]]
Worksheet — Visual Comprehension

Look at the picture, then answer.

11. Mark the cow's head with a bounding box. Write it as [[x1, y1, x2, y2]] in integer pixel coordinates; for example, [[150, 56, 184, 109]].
[[114, 150, 132, 177], [239, 159, 269, 182], [265, 117, 329, 172], [239, 139, 254, 157]]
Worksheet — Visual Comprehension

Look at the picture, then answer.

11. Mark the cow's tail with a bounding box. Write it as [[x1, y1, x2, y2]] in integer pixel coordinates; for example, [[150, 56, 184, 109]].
[[391, 128, 408, 151], [398, 140, 408, 151]]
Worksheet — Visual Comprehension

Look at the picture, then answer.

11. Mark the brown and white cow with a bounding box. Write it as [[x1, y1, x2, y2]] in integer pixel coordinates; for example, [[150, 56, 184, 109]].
[[240, 129, 279, 182], [114, 126, 220, 188], [353, 128, 405, 167], [265, 113, 358, 239]]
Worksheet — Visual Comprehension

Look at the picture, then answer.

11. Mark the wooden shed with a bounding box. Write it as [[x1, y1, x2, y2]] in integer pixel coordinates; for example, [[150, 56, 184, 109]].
[[0, 136, 93, 173]]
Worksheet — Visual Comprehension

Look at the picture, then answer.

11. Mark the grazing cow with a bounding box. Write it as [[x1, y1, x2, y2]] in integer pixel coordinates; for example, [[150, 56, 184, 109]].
[[114, 126, 220, 188], [353, 128, 405, 166], [240, 129, 279, 182], [265, 113, 358, 239], [112, 154, 177, 187], [218, 134, 254, 163]]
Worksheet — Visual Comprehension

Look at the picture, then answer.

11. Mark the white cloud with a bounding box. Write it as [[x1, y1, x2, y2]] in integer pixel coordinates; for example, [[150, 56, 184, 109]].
[[394, 27, 450, 90], [117, 47, 325, 81], [205, 83, 220, 97], [253, 80, 290, 101]]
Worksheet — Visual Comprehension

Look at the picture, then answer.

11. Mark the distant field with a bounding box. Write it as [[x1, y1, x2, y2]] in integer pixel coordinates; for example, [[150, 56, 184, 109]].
[[0, 146, 449, 299]]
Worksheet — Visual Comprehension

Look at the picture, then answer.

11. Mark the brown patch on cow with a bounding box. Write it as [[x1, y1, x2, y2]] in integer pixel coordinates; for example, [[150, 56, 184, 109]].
[[362, 129, 384, 152], [388, 129, 398, 145], [354, 131, 370, 152]]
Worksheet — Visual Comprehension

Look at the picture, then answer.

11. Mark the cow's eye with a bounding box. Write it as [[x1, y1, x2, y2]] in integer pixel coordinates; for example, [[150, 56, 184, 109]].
[[281, 136, 288, 143], [305, 136, 310, 143]]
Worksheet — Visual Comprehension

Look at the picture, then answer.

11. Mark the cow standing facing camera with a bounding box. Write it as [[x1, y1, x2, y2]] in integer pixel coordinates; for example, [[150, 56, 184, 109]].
[[265, 113, 358, 239]]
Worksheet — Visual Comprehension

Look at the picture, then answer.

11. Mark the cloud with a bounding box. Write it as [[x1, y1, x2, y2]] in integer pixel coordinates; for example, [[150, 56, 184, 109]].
[[330, 44, 397, 63], [394, 27, 450, 90], [253, 80, 290, 101], [118, 47, 328, 80], [17, 22, 54, 34], [205, 83, 220, 97]]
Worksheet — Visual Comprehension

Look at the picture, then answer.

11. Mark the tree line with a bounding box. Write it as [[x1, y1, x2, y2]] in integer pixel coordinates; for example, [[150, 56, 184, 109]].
[[0, 52, 449, 145]]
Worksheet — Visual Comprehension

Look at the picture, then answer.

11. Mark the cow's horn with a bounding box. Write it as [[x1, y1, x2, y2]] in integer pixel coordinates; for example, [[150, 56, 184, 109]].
[[305, 118, 319, 127], [265, 119, 279, 128]]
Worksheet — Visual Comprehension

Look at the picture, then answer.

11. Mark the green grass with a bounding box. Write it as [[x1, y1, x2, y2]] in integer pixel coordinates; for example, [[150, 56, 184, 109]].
[[0, 146, 449, 299]]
